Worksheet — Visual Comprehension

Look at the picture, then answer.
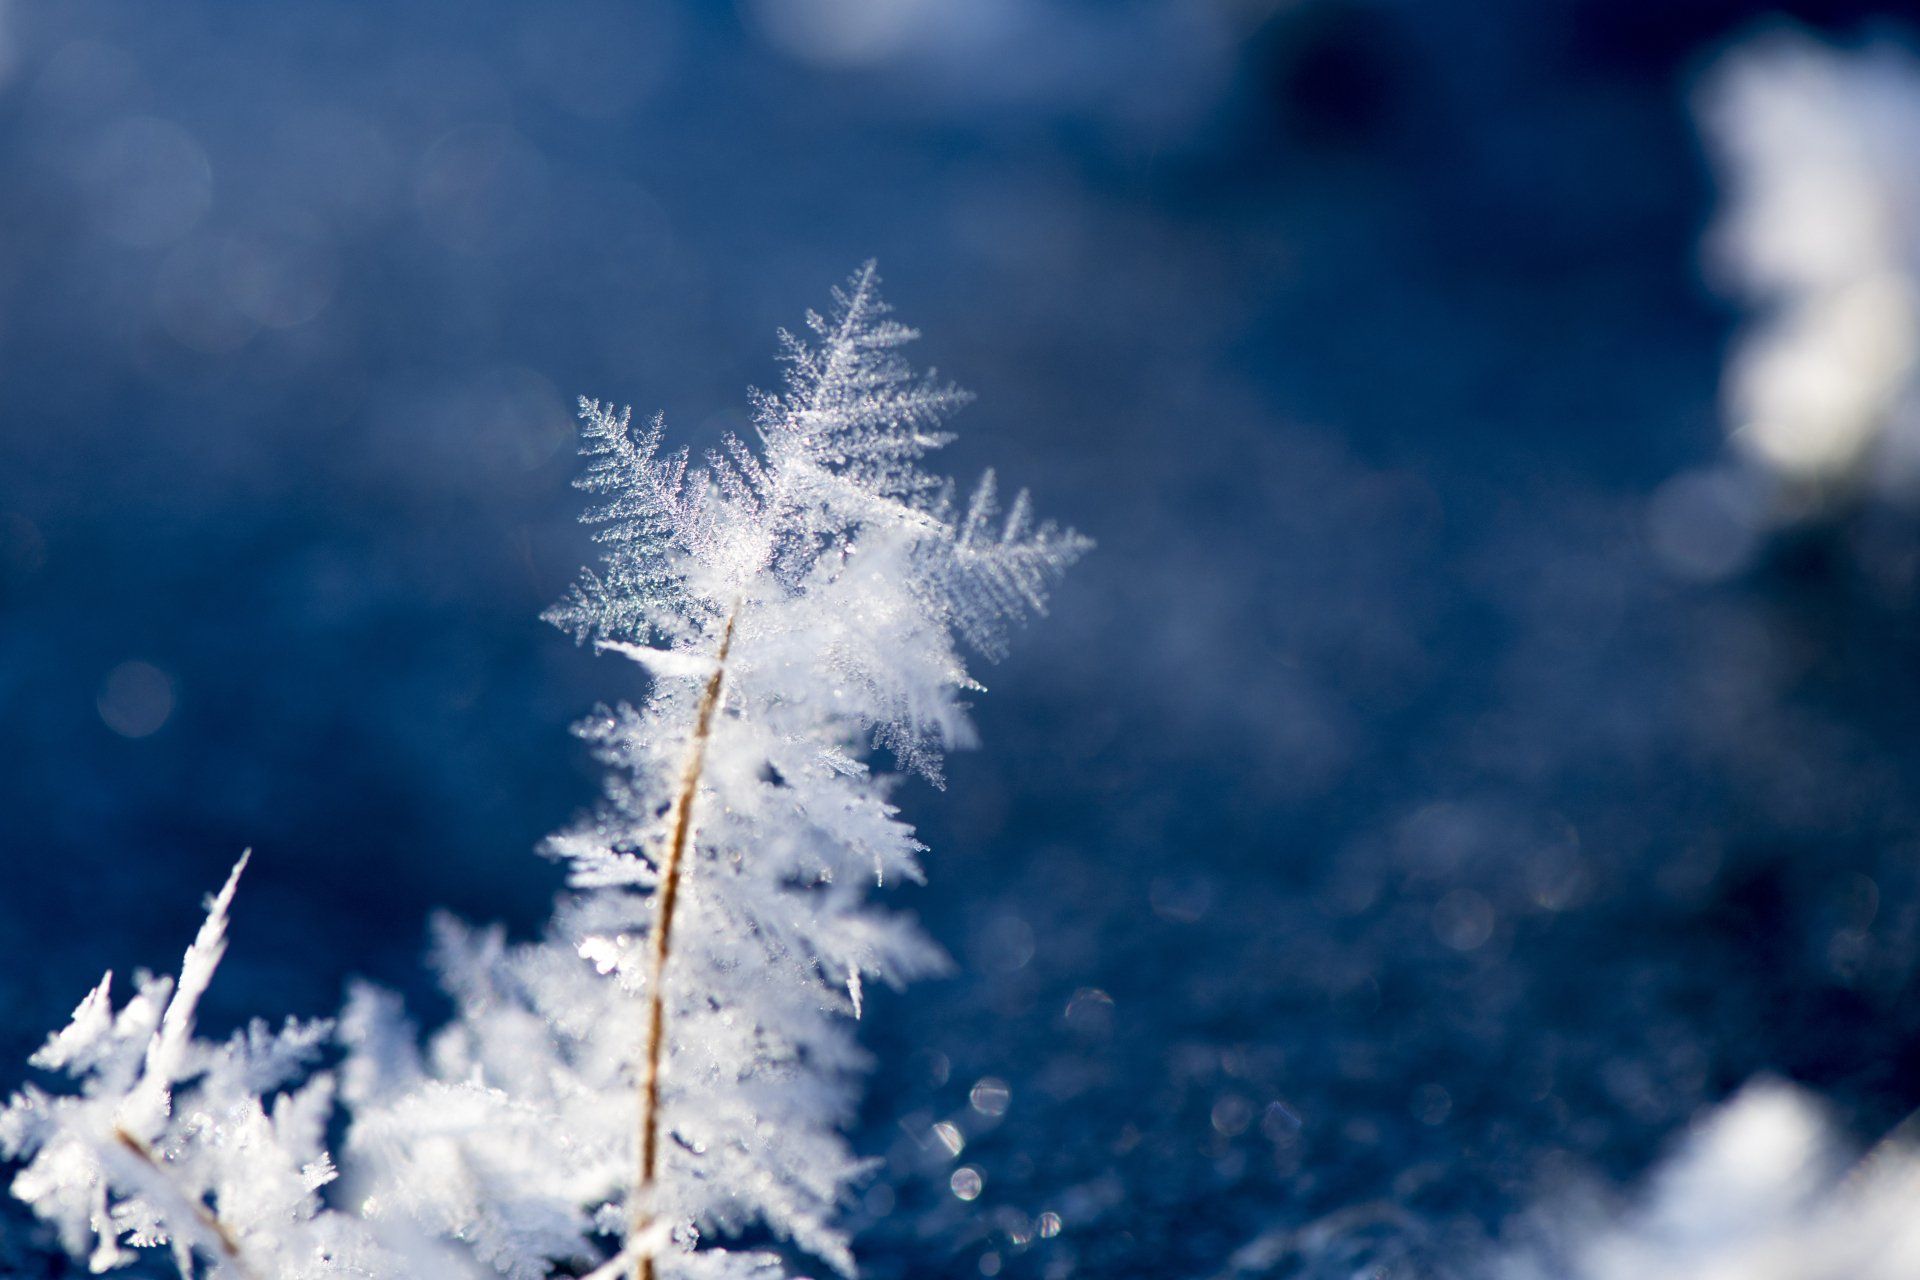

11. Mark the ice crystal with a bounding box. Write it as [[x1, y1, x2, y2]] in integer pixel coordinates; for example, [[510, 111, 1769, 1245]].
[[0, 854, 399, 1278], [7, 265, 1082, 1280], [343, 263, 1086, 1278]]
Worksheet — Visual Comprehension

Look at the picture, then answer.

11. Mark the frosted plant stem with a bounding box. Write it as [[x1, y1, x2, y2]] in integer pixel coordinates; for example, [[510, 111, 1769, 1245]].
[[111, 1125, 256, 1280], [634, 606, 738, 1280]]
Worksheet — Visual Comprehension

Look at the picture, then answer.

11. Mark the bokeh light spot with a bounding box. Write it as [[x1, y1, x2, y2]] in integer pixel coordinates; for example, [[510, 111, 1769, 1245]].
[[74, 116, 212, 248], [970, 1077, 1011, 1117], [1431, 889, 1495, 952], [97, 660, 175, 739]]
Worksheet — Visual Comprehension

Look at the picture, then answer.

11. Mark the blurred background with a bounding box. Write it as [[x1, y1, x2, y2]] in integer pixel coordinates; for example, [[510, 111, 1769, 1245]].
[[6, 1, 1920, 1276]]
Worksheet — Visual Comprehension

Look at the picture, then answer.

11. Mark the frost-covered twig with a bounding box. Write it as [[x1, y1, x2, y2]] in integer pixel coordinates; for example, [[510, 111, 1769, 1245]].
[[2, 853, 396, 1279], [634, 605, 736, 1280], [7, 266, 1081, 1280], [110, 1125, 255, 1277], [340, 263, 1087, 1280]]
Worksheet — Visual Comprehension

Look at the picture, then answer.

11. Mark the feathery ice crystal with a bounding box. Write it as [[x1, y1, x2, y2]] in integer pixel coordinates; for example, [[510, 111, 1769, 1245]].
[[4, 264, 1084, 1280], [353, 261, 1086, 1277], [0, 853, 406, 1279]]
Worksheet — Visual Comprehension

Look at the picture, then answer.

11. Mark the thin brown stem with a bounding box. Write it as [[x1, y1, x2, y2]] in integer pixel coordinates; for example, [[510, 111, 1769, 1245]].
[[111, 1126, 255, 1279], [633, 607, 738, 1280]]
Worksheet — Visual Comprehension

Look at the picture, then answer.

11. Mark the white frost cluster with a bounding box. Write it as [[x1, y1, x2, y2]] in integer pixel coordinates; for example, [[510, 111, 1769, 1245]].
[[345, 261, 1083, 1278], [1503, 1081, 1920, 1280], [5, 265, 1083, 1280], [0, 854, 406, 1278], [1701, 28, 1920, 498]]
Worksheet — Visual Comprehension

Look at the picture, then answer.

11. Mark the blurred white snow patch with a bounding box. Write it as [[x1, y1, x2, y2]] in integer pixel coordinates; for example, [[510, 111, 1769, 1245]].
[[1500, 1080, 1920, 1280], [1700, 28, 1920, 504], [1625, 1081, 1833, 1255], [1731, 275, 1918, 481]]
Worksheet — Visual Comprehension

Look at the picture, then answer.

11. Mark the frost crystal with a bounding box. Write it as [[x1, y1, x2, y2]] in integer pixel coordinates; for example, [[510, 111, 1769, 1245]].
[[343, 263, 1086, 1278], [7, 266, 1081, 1280], [8, 266, 1080, 1280], [1, 853, 400, 1278]]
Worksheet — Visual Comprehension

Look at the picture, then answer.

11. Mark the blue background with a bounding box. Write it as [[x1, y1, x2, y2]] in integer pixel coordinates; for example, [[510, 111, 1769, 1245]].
[[5, 2, 1920, 1276]]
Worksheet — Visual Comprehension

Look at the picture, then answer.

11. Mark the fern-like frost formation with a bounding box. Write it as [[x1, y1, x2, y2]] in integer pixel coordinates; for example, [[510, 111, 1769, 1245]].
[[3, 264, 1085, 1280]]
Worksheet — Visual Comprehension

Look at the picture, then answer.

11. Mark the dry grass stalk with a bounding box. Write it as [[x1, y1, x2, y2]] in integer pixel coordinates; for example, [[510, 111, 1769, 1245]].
[[112, 1125, 255, 1279], [633, 607, 738, 1280]]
